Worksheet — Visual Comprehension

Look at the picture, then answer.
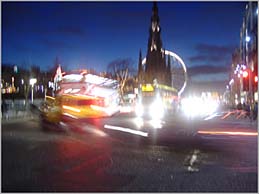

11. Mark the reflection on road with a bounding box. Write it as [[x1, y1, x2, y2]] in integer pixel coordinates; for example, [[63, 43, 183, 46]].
[[198, 130, 258, 136], [104, 124, 148, 137]]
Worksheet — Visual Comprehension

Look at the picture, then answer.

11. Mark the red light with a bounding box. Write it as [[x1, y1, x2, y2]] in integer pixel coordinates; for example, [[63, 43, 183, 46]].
[[255, 76, 258, 83], [243, 71, 248, 78]]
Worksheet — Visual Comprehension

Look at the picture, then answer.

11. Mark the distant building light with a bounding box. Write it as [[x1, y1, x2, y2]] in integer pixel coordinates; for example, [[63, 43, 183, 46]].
[[48, 81, 54, 88], [14, 65, 18, 73], [245, 36, 251, 42], [30, 78, 37, 86], [229, 79, 234, 85]]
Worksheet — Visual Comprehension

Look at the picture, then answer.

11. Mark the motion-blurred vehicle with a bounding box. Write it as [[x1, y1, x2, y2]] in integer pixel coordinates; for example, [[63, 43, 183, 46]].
[[135, 83, 179, 120], [40, 71, 120, 130]]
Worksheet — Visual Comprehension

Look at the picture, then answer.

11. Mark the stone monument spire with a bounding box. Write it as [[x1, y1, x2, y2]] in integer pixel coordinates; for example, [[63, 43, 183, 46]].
[[144, 2, 168, 85]]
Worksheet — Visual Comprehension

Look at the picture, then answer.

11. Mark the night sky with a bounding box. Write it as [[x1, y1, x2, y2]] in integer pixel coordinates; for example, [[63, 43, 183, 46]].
[[2, 1, 247, 91]]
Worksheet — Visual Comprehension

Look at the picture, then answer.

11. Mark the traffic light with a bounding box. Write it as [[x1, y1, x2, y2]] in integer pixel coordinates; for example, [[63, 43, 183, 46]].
[[243, 70, 249, 91]]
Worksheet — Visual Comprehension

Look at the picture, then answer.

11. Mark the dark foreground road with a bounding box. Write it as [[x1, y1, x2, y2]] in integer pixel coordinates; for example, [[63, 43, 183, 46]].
[[2, 113, 258, 192]]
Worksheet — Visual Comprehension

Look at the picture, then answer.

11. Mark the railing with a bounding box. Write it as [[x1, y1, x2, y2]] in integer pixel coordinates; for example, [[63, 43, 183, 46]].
[[221, 109, 257, 121]]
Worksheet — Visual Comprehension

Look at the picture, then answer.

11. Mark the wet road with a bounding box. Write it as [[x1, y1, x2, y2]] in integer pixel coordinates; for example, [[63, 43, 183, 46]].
[[2, 113, 258, 192]]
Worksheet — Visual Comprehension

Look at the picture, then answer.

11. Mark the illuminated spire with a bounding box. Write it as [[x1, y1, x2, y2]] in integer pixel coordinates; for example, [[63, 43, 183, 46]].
[[145, 2, 167, 85]]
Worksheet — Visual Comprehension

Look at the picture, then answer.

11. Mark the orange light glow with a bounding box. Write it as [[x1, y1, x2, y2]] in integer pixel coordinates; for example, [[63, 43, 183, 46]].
[[46, 95, 55, 100], [198, 130, 258, 136], [243, 71, 248, 78], [62, 105, 81, 113]]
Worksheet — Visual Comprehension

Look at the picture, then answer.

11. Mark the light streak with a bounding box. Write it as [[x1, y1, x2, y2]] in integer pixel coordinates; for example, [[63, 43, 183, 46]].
[[198, 130, 258, 136], [104, 124, 148, 137], [62, 105, 81, 113], [62, 112, 78, 119], [46, 95, 55, 100]]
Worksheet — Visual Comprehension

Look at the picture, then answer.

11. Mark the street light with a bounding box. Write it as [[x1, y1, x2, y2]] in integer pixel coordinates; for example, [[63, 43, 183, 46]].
[[30, 78, 37, 103], [245, 36, 251, 42]]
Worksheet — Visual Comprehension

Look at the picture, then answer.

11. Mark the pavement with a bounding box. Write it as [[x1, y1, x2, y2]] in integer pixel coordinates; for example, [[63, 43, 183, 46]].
[[1, 110, 37, 124], [216, 113, 257, 131]]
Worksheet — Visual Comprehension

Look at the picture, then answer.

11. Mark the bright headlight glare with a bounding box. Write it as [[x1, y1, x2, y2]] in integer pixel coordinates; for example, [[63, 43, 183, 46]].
[[135, 103, 144, 117], [150, 100, 164, 119], [182, 97, 219, 117]]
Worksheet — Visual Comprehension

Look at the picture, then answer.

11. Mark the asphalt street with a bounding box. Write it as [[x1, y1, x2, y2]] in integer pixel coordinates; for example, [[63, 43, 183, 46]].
[[1, 113, 258, 192]]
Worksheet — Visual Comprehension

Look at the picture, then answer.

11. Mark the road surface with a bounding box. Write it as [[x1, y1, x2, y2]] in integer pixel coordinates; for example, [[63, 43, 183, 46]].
[[2, 112, 258, 192]]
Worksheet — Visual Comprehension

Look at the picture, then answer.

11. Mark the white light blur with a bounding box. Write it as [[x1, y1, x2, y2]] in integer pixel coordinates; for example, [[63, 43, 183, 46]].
[[120, 105, 133, 113], [245, 36, 251, 42], [149, 99, 164, 119], [134, 117, 144, 128], [62, 105, 81, 113], [48, 81, 54, 88], [135, 103, 144, 117], [150, 119, 162, 129], [70, 89, 81, 93], [181, 96, 219, 118], [104, 124, 148, 137], [64, 88, 73, 94], [84, 74, 105, 85], [229, 79, 234, 85], [89, 86, 115, 98], [63, 74, 83, 81], [29, 78, 37, 85], [90, 104, 120, 116]]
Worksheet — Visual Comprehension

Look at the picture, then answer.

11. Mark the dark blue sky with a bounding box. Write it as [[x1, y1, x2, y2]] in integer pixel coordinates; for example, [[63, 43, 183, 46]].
[[2, 1, 247, 86]]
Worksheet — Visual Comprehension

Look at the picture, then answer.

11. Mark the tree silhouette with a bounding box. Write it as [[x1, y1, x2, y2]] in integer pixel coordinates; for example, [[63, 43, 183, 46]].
[[107, 58, 135, 98]]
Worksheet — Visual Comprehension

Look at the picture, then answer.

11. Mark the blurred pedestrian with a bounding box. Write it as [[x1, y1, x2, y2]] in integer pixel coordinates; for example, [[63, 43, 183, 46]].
[[1, 100, 8, 117], [237, 102, 242, 110], [244, 103, 250, 119]]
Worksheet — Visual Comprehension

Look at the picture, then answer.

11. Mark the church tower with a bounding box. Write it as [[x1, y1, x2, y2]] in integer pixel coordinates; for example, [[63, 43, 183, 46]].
[[144, 2, 169, 85]]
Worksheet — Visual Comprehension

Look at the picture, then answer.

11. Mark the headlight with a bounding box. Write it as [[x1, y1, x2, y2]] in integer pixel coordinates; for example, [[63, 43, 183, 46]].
[[149, 100, 164, 119], [135, 103, 144, 117]]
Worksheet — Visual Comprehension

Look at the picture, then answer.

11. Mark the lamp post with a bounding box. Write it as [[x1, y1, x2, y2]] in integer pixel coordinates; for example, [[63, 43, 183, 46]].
[[30, 78, 37, 104]]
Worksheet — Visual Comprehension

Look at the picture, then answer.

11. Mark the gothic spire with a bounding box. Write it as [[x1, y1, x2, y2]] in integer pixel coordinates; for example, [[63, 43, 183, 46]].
[[138, 49, 144, 83], [138, 49, 143, 73], [144, 2, 167, 85]]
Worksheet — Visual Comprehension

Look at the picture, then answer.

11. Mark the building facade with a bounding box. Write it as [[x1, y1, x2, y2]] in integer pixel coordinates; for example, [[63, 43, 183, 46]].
[[229, 2, 258, 106]]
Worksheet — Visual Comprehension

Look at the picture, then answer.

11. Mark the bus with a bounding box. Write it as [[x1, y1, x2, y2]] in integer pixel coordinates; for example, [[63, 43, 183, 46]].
[[135, 83, 179, 119], [42, 71, 120, 122]]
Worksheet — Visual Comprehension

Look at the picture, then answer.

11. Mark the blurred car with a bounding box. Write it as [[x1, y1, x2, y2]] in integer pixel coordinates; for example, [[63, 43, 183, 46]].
[[40, 94, 121, 131]]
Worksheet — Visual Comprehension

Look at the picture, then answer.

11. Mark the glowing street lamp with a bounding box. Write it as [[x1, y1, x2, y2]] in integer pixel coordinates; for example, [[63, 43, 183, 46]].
[[30, 78, 37, 103], [245, 36, 251, 42]]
